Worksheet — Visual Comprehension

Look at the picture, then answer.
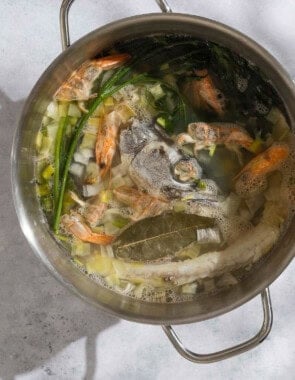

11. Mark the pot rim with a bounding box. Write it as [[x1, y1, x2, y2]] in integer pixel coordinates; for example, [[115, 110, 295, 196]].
[[12, 13, 295, 325]]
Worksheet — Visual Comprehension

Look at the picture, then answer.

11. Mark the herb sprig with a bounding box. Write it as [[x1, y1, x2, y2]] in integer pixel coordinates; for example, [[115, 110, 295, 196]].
[[52, 66, 187, 232]]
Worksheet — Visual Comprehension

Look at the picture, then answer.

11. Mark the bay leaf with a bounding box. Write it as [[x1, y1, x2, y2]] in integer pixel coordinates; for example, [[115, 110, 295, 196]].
[[113, 212, 214, 262]]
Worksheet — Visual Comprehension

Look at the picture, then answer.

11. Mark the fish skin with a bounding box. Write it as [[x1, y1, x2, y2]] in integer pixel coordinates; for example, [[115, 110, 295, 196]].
[[120, 122, 206, 200]]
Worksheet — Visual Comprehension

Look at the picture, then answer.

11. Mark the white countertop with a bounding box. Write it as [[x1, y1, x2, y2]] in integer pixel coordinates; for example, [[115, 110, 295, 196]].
[[0, 1, 294, 379]]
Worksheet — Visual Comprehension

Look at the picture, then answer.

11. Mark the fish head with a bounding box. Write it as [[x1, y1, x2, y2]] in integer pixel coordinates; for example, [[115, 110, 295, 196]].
[[129, 140, 201, 199], [119, 120, 159, 162], [174, 157, 203, 182]]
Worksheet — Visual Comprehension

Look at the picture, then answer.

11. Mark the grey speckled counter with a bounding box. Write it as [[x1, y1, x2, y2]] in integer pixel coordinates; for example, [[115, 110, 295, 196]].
[[0, 1, 294, 379]]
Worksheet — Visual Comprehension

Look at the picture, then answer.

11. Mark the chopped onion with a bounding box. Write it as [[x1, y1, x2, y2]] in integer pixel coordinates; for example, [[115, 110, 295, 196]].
[[182, 283, 198, 294], [69, 163, 84, 178], [103, 98, 114, 111], [46, 101, 59, 119], [41, 115, 51, 127], [80, 148, 94, 159], [99, 190, 113, 203], [39, 138, 54, 158], [116, 104, 135, 122], [105, 274, 120, 287], [85, 254, 113, 276], [80, 133, 97, 150], [68, 103, 81, 118], [133, 284, 146, 298], [196, 227, 221, 245], [176, 241, 200, 259], [46, 122, 59, 140], [71, 241, 90, 257], [74, 151, 89, 165], [82, 182, 102, 197], [85, 123, 100, 135], [100, 245, 114, 258], [130, 92, 140, 104], [149, 83, 165, 100], [173, 200, 186, 213], [84, 162, 100, 184], [58, 102, 68, 117], [116, 282, 136, 295]]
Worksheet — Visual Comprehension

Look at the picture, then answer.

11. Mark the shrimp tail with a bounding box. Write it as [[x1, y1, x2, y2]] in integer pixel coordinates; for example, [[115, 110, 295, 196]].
[[61, 213, 114, 245]]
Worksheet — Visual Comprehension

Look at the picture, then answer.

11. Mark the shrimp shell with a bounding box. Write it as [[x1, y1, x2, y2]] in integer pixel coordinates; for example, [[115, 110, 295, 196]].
[[113, 186, 171, 221], [54, 53, 130, 101], [177, 122, 254, 152], [235, 144, 290, 195], [183, 70, 226, 116], [61, 213, 114, 245], [95, 111, 122, 178]]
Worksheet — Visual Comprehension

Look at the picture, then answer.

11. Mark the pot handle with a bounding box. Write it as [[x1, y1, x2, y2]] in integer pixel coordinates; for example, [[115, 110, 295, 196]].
[[60, 0, 172, 50], [162, 288, 273, 363]]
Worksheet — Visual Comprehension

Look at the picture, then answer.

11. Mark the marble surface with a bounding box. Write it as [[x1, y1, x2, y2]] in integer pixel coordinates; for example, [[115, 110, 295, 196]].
[[0, 1, 294, 379]]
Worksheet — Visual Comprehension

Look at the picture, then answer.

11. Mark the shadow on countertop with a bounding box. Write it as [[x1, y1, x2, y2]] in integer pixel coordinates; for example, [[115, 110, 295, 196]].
[[0, 90, 119, 380]]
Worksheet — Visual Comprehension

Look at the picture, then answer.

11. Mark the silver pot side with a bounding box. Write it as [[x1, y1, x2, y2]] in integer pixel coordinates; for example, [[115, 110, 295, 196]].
[[11, 14, 295, 325]]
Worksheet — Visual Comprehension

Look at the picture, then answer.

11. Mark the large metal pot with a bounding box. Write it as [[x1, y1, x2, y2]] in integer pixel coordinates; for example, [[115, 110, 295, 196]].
[[11, 0, 295, 363]]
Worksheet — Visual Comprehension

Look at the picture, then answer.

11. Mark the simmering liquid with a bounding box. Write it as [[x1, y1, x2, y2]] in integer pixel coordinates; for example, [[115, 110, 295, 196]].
[[35, 34, 294, 302]]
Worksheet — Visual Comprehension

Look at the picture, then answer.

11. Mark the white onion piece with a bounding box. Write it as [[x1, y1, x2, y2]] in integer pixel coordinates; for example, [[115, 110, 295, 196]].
[[82, 182, 102, 197], [46, 101, 59, 119], [69, 163, 84, 178], [84, 162, 100, 184], [46, 123, 58, 140], [84, 124, 99, 135], [100, 245, 114, 258], [68, 103, 81, 117], [116, 282, 136, 295], [74, 151, 89, 165], [182, 283, 198, 294], [197, 227, 221, 245], [80, 148, 94, 159]]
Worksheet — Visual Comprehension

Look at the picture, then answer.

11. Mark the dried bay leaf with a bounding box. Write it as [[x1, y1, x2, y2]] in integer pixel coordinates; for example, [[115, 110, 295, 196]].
[[113, 212, 214, 262]]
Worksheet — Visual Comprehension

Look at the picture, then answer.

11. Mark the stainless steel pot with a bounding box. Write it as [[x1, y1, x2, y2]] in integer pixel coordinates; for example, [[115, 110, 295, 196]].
[[11, 0, 295, 363]]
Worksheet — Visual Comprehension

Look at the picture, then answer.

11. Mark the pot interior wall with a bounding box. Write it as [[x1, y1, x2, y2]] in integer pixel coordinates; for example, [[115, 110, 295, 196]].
[[12, 14, 295, 324]]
